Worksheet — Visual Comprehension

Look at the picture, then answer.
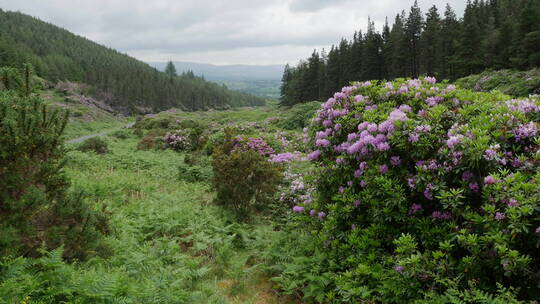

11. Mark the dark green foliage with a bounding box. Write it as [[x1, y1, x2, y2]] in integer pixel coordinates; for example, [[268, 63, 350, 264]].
[[111, 129, 130, 139], [77, 137, 109, 154], [179, 155, 213, 183], [280, 0, 540, 105], [212, 131, 282, 218], [456, 68, 540, 97], [0, 11, 265, 112], [0, 89, 108, 260]]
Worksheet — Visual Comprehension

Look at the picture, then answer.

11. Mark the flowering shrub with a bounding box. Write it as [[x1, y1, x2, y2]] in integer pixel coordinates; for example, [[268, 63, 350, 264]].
[[232, 135, 275, 156], [290, 78, 540, 301], [212, 130, 283, 218], [163, 129, 192, 151]]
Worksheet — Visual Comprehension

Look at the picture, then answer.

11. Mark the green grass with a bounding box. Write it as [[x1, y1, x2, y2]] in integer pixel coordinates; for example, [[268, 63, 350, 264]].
[[55, 136, 293, 303]]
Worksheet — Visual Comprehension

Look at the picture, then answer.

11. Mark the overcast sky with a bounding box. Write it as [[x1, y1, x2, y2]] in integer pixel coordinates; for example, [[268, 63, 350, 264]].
[[0, 0, 466, 65]]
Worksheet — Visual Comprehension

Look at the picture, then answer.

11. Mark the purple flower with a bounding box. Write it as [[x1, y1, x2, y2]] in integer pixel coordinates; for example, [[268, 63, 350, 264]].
[[423, 184, 435, 200], [310, 209, 317, 217], [360, 180, 368, 187], [432, 211, 451, 220], [484, 176, 497, 185], [292, 206, 304, 213], [513, 122, 538, 142], [484, 149, 497, 160], [376, 142, 391, 151], [316, 139, 331, 147], [351, 224, 357, 230], [390, 156, 402, 166], [308, 150, 321, 160], [407, 177, 417, 189], [394, 265, 405, 273], [469, 182, 479, 192], [354, 200, 361, 207], [462, 171, 474, 181], [409, 133, 420, 143], [399, 104, 412, 112], [339, 186, 345, 193], [426, 96, 444, 107], [507, 199, 519, 207], [379, 165, 389, 174], [446, 136, 461, 149], [535, 227, 540, 234], [318, 212, 326, 220], [409, 203, 422, 215], [424, 76, 437, 84], [495, 212, 506, 221], [354, 95, 365, 103]]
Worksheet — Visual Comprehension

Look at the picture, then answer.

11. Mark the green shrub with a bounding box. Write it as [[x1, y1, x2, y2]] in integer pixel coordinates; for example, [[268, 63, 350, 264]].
[[281, 78, 539, 302], [77, 137, 109, 154], [0, 90, 108, 260], [136, 129, 166, 151], [178, 165, 213, 183], [277, 101, 321, 130], [111, 129, 130, 139], [212, 131, 282, 218]]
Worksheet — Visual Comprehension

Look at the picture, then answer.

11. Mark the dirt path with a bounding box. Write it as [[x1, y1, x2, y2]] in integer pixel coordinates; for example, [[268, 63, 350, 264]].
[[67, 122, 135, 144]]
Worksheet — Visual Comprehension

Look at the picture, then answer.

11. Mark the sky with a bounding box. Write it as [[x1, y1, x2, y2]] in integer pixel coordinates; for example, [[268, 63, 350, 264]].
[[0, 0, 466, 65]]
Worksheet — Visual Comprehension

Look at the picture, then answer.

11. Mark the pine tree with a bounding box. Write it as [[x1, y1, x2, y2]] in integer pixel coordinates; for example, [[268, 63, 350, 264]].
[[405, 1, 423, 78], [440, 4, 460, 79], [421, 5, 441, 76], [165, 61, 177, 77]]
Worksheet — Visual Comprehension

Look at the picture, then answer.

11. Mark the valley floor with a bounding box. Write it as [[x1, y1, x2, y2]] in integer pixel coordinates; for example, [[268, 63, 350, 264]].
[[63, 136, 296, 303]]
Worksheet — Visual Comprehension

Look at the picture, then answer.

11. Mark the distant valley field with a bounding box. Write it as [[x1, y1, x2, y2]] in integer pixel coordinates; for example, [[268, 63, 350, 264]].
[[149, 61, 283, 99]]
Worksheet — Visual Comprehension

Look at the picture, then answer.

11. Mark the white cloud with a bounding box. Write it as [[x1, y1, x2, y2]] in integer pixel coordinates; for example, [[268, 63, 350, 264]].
[[0, 0, 466, 65]]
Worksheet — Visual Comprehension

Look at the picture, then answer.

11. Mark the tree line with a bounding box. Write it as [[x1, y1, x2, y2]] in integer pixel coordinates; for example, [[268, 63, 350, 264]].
[[0, 10, 265, 112], [280, 0, 540, 106]]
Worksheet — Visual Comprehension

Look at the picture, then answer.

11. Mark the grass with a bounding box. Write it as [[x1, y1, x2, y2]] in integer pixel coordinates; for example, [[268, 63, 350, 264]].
[[60, 135, 296, 303]]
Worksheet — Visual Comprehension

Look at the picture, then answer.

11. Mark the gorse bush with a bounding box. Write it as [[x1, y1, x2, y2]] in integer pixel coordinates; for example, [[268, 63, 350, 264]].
[[0, 90, 108, 260], [77, 137, 109, 154], [212, 130, 283, 218], [287, 77, 540, 302]]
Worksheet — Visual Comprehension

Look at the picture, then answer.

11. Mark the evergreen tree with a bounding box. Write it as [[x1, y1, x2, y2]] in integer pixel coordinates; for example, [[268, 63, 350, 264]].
[[440, 4, 460, 79], [165, 61, 177, 77], [421, 5, 441, 76], [405, 1, 423, 78]]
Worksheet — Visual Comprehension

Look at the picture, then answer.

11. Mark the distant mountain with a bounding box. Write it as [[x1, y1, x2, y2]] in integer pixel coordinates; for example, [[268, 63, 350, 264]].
[[149, 61, 284, 82], [149, 61, 283, 99], [0, 10, 265, 112]]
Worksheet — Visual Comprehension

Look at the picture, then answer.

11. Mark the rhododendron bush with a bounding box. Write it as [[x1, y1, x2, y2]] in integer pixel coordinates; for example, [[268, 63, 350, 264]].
[[290, 78, 540, 301]]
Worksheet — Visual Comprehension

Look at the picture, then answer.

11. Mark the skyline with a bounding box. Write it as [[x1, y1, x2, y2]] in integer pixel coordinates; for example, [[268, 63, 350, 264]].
[[0, 0, 466, 65]]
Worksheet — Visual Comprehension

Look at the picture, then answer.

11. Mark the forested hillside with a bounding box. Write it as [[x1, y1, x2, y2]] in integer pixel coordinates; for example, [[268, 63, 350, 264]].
[[280, 0, 540, 106], [0, 10, 265, 112]]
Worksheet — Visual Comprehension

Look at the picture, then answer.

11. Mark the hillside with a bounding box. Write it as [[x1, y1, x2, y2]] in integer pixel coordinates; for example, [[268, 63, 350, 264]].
[[0, 10, 265, 112]]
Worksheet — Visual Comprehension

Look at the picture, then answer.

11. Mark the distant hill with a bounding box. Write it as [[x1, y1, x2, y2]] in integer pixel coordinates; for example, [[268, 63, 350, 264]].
[[0, 10, 265, 112], [149, 61, 284, 82], [150, 61, 283, 99]]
